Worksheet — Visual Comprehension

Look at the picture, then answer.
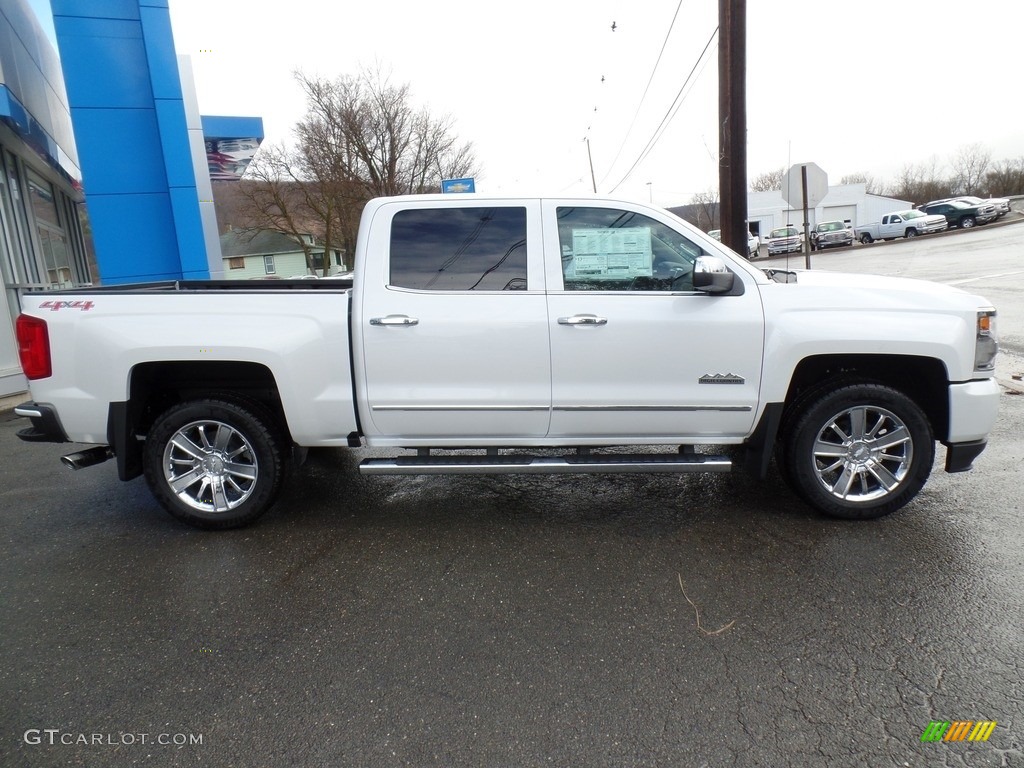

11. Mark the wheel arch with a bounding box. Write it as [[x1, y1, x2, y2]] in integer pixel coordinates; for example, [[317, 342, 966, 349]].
[[108, 361, 288, 481], [739, 354, 949, 480], [781, 354, 949, 437]]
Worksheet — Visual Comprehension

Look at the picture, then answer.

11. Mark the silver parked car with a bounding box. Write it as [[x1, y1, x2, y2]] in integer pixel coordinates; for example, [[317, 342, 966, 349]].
[[766, 225, 802, 256]]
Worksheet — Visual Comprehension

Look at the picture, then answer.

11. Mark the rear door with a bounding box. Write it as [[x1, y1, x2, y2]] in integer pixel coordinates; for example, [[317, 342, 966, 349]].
[[355, 199, 551, 442], [541, 200, 765, 441]]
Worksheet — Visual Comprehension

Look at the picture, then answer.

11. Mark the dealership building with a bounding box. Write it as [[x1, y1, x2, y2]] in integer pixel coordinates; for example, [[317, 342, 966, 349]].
[[0, 0, 261, 396]]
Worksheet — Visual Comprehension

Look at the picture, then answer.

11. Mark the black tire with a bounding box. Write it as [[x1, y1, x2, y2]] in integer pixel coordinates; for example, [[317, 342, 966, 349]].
[[960, 216, 976, 229], [143, 398, 285, 529], [860, 233, 873, 244], [781, 383, 934, 520], [905, 228, 918, 238]]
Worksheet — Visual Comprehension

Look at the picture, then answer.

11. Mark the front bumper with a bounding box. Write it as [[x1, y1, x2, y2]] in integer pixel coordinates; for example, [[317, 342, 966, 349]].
[[942, 378, 1000, 471]]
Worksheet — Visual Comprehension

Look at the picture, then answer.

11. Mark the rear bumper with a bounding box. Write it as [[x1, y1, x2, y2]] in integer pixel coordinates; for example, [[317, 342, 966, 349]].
[[14, 401, 69, 443]]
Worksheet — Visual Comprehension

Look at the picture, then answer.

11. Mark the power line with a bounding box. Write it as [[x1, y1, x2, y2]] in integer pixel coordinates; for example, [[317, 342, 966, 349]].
[[596, 0, 686, 189], [608, 25, 719, 195]]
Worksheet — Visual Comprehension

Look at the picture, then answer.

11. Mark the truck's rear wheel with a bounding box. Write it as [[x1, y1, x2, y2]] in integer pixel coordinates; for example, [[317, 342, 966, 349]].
[[143, 399, 284, 529], [782, 383, 933, 519], [860, 233, 873, 244]]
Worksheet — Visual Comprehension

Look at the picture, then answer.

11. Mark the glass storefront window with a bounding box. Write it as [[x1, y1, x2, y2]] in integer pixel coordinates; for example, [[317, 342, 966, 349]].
[[26, 168, 62, 228]]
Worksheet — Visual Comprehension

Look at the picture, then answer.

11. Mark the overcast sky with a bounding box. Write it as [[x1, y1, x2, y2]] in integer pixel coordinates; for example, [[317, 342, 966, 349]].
[[159, 0, 1023, 207]]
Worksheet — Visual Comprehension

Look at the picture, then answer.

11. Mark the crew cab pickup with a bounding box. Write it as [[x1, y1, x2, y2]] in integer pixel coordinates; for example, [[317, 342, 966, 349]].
[[14, 195, 1001, 529], [855, 210, 948, 243], [809, 221, 854, 251]]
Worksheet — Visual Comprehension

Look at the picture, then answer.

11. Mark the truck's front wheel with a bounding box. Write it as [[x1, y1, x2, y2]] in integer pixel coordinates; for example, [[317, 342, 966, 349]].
[[782, 383, 933, 520], [143, 399, 284, 529]]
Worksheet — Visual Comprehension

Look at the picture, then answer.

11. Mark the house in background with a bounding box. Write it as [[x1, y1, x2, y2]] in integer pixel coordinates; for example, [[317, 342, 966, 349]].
[[219, 229, 346, 279]]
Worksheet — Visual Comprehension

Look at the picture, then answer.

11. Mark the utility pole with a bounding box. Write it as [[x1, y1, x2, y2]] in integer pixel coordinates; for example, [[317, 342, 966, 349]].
[[718, 0, 747, 257]]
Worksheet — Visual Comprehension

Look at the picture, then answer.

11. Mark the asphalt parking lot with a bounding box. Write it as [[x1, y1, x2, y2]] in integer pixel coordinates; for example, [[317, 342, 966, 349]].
[[2, 222, 1023, 767]]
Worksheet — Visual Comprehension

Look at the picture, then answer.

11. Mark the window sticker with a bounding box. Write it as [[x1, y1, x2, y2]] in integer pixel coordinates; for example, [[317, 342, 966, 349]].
[[566, 227, 653, 280]]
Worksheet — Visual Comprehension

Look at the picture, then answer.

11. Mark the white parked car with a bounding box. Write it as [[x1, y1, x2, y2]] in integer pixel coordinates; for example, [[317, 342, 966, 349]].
[[707, 229, 759, 259]]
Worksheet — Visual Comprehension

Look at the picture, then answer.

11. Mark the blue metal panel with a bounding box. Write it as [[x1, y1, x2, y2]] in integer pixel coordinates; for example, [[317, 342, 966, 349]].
[[50, 0, 141, 20], [200, 115, 264, 139], [85, 194, 182, 284], [70, 107, 167, 195], [139, 6, 181, 100], [153, 99, 195, 188], [52, 0, 213, 282], [51, 17, 153, 109], [168, 187, 209, 278]]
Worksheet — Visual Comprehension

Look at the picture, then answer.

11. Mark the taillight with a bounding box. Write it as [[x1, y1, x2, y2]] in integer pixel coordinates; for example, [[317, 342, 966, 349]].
[[16, 314, 52, 379]]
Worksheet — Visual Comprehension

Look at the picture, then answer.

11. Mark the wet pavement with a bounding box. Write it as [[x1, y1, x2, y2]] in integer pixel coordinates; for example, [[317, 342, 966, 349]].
[[2, 226, 1024, 767]]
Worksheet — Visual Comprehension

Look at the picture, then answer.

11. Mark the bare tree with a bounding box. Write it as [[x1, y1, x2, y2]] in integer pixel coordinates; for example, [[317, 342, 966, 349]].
[[885, 157, 951, 205], [950, 143, 991, 196], [840, 172, 881, 194], [237, 68, 479, 264], [749, 167, 785, 192], [985, 156, 1024, 196], [232, 142, 352, 274], [690, 188, 720, 231]]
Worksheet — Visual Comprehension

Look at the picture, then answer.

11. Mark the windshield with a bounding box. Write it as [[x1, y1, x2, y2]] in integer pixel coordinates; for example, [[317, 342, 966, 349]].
[[817, 222, 844, 232], [770, 227, 798, 238], [903, 210, 924, 219]]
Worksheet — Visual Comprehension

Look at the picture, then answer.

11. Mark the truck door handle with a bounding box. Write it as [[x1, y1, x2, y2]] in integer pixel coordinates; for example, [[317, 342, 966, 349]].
[[558, 314, 608, 326], [370, 315, 419, 326]]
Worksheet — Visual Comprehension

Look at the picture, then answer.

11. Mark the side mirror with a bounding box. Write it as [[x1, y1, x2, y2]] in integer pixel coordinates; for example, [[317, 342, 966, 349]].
[[693, 256, 735, 293]]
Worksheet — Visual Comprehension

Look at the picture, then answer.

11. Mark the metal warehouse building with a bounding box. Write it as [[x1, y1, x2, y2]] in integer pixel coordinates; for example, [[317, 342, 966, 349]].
[[747, 183, 912, 239]]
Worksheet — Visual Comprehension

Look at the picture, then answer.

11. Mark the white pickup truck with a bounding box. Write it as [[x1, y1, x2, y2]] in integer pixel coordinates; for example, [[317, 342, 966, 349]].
[[14, 195, 1000, 529], [854, 210, 948, 243]]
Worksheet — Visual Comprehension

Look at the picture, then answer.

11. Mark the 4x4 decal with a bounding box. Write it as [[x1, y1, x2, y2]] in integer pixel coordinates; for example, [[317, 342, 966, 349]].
[[39, 300, 94, 312]]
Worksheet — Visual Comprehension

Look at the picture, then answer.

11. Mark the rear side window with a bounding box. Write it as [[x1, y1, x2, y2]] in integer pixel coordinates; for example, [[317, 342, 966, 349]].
[[390, 207, 528, 290]]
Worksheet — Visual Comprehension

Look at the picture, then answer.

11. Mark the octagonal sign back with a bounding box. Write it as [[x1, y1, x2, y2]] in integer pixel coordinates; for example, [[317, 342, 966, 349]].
[[782, 162, 828, 209]]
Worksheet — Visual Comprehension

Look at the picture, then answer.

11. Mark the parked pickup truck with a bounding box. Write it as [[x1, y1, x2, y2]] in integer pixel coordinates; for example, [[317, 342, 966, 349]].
[[14, 195, 1000, 530], [855, 210, 948, 243], [809, 221, 854, 251]]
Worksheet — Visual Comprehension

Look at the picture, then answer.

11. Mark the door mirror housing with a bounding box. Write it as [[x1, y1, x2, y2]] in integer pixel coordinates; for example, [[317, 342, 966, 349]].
[[693, 256, 735, 294]]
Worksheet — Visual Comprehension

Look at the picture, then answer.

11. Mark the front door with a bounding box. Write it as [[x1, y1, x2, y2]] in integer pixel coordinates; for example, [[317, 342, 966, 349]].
[[542, 201, 764, 441]]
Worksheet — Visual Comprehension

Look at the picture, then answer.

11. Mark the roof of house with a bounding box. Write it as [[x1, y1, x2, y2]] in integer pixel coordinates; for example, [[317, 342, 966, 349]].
[[220, 229, 312, 258]]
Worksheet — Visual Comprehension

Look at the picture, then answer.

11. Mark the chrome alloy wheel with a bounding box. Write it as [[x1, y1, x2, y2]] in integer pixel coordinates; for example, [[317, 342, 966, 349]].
[[162, 419, 259, 513], [811, 405, 913, 503]]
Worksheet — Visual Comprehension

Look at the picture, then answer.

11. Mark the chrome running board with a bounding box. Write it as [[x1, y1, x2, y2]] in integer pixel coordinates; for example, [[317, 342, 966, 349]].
[[360, 451, 732, 476]]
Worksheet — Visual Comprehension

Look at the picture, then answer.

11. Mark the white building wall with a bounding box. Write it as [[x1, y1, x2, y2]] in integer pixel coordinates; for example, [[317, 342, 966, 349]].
[[223, 253, 308, 280], [178, 55, 223, 279], [748, 184, 911, 234]]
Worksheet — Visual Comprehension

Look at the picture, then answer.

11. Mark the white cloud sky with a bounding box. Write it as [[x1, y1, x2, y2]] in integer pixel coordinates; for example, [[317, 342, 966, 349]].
[[167, 0, 1024, 207]]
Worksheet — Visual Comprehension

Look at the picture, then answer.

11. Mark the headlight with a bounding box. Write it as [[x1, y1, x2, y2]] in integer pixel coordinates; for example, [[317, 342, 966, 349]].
[[974, 309, 998, 372]]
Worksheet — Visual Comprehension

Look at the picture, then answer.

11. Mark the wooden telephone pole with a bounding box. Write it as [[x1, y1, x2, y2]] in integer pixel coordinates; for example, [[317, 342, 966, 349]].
[[718, 0, 747, 257]]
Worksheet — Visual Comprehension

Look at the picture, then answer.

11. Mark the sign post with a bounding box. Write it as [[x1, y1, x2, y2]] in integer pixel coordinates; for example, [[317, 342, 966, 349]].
[[782, 162, 827, 269]]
